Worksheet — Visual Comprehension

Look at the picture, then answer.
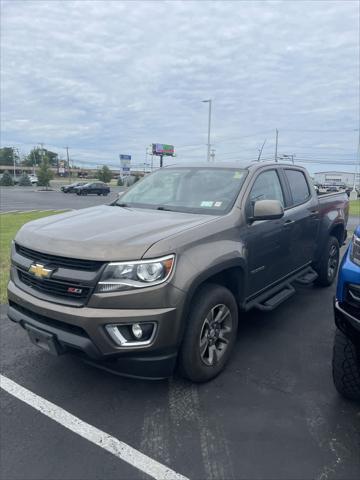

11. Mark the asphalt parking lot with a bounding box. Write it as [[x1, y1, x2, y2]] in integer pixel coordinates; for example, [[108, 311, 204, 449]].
[[1, 269, 359, 480], [0, 185, 124, 212]]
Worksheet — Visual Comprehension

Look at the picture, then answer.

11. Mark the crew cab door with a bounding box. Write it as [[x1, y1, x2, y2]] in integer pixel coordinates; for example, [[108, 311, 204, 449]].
[[281, 168, 320, 270], [244, 169, 289, 297]]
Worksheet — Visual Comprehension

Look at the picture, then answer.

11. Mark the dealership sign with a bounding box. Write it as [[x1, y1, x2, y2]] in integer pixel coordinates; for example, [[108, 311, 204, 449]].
[[152, 144, 174, 156], [119, 154, 131, 175]]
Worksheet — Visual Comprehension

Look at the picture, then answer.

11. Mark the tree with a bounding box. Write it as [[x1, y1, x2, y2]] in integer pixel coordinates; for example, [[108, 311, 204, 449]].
[[18, 173, 32, 186], [37, 159, 54, 189], [22, 147, 58, 167], [97, 165, 112, 183], [117, 177, 124, 186], [0, 147, 18, 166], [0, 170, 14, 186]]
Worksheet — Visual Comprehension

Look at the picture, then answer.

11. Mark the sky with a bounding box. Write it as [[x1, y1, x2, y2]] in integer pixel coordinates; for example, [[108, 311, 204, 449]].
[[1, 0, 359, 174]]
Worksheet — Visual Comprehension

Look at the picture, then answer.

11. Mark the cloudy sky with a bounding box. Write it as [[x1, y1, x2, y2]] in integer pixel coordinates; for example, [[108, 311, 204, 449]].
[[1, 0, 359, 173]]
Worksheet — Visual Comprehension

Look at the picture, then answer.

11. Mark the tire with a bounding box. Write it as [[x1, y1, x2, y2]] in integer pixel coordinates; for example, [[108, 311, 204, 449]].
[[314, 236, 339, 286], [178, 283, 238, 382], [332, 328, 360, 400]]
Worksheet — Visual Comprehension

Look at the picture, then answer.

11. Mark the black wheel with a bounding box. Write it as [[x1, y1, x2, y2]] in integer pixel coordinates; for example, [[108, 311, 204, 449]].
[[314, 236, 339, 286], [178, 283, 238, 382], [332, 328, 360, 400]]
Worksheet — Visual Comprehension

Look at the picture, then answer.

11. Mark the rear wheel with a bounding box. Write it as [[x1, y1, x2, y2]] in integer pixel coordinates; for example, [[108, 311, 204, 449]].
[[314, 236, 339, 286], [178, 284, 238, 382], [332, 328, 360, 400]]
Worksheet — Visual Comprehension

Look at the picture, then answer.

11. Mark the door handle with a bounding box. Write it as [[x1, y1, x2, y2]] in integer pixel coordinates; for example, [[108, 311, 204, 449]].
[[284, 219, 295, 227]]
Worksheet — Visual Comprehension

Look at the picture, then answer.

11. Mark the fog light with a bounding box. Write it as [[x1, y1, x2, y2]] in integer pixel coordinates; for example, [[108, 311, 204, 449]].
[[132, 323, 143, 339]]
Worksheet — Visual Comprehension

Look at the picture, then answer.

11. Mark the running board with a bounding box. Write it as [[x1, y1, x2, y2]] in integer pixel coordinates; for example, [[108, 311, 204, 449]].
[[294, 267, 318, 285], [244, 283, 296, 312], [254, 284, 295, 311]]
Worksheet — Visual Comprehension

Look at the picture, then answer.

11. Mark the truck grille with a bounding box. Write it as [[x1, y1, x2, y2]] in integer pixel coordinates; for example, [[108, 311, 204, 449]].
[[18, 270, 90, 299], [15, 243, 103, 272]]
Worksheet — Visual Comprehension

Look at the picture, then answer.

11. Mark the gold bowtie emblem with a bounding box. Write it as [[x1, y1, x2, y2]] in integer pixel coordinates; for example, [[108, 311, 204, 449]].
[[28, 263, 53, 279]]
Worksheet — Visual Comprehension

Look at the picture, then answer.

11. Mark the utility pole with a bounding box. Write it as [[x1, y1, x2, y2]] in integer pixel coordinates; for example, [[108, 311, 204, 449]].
[[210, 149, 216, 162], [65, 146, 71, 183], [280, 154, 295, 164], [39, 143, 44, 162], [13, 147, 16, 179], [32, 150, 36, 174], [274, 129, 278, 162], [257, 139, 267, 161], [202, 99, 212, 162], [350, 129, 360, 199]]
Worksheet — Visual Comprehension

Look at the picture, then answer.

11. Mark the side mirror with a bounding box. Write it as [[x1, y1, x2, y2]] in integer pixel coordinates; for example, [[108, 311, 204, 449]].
[[252, 199, 284, 221]]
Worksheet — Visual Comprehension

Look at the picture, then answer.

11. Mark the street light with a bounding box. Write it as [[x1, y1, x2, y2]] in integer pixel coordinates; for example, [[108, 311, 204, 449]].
[[202, 99, 212, 162]]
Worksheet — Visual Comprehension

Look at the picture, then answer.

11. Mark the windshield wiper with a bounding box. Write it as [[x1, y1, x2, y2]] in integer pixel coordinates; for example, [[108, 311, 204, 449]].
[[157, 205, 175, 212]]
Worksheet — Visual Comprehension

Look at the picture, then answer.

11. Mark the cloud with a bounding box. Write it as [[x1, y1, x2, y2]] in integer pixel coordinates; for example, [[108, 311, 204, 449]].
[[1, 0, 359, 172]]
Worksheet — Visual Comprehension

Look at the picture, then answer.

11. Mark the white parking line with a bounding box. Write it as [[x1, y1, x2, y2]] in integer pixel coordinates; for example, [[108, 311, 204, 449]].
[[0, 374, 188, 480]]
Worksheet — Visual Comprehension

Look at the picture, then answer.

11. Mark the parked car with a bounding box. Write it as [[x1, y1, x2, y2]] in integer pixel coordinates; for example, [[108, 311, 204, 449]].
[[332, 225, 360, 400], [8, 163, 349, 382], [28, 175, 38, 185], [74, 181, 110, 196], [61, 182, 86, 193]]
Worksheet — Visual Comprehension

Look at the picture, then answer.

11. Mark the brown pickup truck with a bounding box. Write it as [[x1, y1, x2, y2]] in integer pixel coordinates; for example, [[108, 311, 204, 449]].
[[7, 162, 349, 381]]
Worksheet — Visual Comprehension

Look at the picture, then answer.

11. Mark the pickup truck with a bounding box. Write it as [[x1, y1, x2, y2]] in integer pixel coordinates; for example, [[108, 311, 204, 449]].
[[332, 225, 360, 400], [7, 163, 349, 382]]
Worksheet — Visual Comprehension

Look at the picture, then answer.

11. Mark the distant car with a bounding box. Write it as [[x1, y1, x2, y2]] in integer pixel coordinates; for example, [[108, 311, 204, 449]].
[[28, 175, 38, 185], [74, 181, 110, 196], [326, 186, 339, 192], [61, 182, 86, 193], [332, 225, 360, 400]]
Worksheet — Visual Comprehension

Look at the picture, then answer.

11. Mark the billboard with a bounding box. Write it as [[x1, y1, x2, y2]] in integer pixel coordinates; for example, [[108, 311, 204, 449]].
[[119, 154, 131, 175], [152, 144, 174, 156]]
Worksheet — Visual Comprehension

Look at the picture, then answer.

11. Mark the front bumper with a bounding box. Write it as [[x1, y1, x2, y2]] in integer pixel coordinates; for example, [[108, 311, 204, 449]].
[[7, 280, 181, 379], [334, 299, 360, 343]]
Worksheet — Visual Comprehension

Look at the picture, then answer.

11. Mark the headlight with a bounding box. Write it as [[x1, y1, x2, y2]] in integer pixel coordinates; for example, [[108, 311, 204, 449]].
[[350, 233, 360, 266], [96, 255, 175, 292]]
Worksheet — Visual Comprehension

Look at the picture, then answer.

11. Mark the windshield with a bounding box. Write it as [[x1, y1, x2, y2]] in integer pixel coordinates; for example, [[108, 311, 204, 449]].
[[116, 167, 247, 214]]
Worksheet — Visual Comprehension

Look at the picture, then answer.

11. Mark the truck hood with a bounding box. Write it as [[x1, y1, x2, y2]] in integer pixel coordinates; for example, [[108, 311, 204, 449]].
[[15, 205, 218, 261]]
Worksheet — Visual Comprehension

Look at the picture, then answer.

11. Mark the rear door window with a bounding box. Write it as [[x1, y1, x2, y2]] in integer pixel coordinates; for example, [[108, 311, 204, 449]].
[[284, 169, 310, 205]]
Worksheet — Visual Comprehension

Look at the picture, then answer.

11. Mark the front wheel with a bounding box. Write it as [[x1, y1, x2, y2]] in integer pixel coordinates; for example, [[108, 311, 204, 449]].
[[178, 284, 238, 382], [314, 236, 340, 286], [332, 328, 360, 400]]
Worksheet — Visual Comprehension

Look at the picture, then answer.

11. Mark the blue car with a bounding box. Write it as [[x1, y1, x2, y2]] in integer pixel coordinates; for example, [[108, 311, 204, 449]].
[[332, 225, 360, 400]]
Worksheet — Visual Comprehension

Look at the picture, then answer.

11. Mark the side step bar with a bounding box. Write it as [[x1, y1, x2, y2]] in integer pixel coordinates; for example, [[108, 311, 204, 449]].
[[254, 284, 295, 311], [294, 267, 318, 285], [244, 265, 317, 312]]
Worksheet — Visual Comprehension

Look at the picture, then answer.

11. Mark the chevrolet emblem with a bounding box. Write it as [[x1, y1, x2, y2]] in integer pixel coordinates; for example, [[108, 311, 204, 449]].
[[28, 263, 53, 279]]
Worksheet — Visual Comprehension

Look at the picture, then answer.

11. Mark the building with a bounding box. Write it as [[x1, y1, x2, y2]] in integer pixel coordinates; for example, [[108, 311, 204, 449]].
[[314, 171, 360, 188]]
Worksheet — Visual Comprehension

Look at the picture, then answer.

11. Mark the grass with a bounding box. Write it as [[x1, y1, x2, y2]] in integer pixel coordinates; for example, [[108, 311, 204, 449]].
[[0, 211, 66, 303], [349, 199, 360, 217]]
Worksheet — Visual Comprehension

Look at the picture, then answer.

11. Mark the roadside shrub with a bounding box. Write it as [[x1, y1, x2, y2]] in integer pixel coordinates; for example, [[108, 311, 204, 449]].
[[133, 175, 141, 183], [117, 177, 124, 186], [0, 171, 14, 186], [18, 173, 32, 186]]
